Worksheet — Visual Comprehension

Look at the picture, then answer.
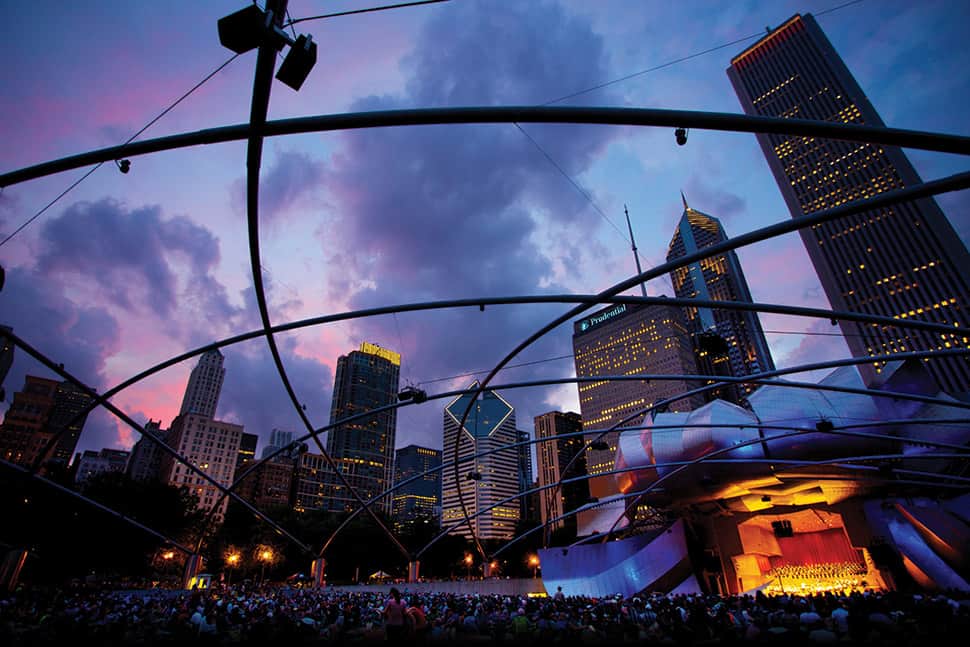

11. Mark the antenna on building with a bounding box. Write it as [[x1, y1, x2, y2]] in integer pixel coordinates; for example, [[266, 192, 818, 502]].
[[624, 205, 648, 298]]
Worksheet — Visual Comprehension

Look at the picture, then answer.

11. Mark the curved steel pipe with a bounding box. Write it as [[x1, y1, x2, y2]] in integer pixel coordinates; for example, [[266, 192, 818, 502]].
[[3, 106, 970, 188], [30, 293, 966, 477]]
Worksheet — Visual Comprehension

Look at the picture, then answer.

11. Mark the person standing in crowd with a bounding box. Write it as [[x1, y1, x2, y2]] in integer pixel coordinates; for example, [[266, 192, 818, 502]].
[[406, 598, 430, 643], [383, 587, 408, 642]]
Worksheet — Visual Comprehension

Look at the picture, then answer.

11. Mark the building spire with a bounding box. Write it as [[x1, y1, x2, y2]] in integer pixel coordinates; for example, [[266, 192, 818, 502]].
[[624, 205, 648, 298], [681, 191, 689, 211]]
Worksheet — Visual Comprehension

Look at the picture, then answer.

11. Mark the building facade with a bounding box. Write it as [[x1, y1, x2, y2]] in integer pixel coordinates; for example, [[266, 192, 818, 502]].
[[160, 413, 243, 520], [0, 325, 13, 401], [236, 432, 258, 472], [516, 429, 535, 523], [324, 342, 400, 515], [727, 13, 970, 393], [0, 375, 93, 469], [572, 303, 705, 499], [73, 448, 130, 485], [534, 411, 589, 534], [667, 196, 776, 405], [178, 349, 225, 418], [293, 452, 329, 512], [441, 383, 520, 540], [392, 444, 441, 532], [125, 419, 168, 482], [233, 457, 295, 510], [261, 428, 295, 459]]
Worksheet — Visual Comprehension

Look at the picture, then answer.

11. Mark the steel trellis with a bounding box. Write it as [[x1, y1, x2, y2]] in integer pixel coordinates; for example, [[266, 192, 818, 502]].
[[28, 291, 967, 478], [2, 94, 968, 572], [448, 171, 970, 563], [17, 291, 965, 559]]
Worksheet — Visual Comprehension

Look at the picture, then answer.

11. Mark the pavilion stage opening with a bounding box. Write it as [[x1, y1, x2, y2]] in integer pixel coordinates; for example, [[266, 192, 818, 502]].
[[732, 508, 885, 595]]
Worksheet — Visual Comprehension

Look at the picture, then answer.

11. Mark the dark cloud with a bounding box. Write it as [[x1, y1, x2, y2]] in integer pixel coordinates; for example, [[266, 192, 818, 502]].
[[35, 198, 243, 340], [231, 150, 328, 226], [0, 265, 123, 451], [215, 338, 334, 451], [1, 266, 119, 388], [683, 176, 747, 224], [0, 190, 18, 237]]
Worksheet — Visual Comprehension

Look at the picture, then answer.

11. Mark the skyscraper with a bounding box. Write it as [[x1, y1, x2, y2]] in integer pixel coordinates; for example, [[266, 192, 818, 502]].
[[261, 428, 295, 459], [293, 451, 329, 512], [126, 419, 168, 482], [516, 429, 535, 523], [0, 375, 93, 468], [160, 413, 243, 520], [392, 444, 441, 532], [324, 342, 400, 515], [534, 411, 589, 534], [179, 349, 225, 418], [236, 432, 258, 471], [667, 195, 775, 404], [573, 303, 705, 499], [728, 13, 970, 392], [441, 382, 520, 540]]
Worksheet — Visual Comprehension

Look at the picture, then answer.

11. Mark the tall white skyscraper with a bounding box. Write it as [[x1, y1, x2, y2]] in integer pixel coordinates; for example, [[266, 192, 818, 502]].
[[441, 382, 520, 540], [179, 349, 225, 419]]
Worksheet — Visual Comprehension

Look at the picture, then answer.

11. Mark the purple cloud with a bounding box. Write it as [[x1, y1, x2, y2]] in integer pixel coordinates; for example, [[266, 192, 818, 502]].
[[231, 150, 329, 227], [216, 338, 334, 451], [34, 198, 242, 339]]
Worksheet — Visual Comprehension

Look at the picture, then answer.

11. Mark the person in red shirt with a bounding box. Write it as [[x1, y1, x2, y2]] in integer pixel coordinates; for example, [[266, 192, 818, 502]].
[[406, 599, 430, 643]]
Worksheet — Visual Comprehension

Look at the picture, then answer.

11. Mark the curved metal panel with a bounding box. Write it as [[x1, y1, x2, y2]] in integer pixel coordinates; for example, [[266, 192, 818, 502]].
[[539, 519, 689, 598]]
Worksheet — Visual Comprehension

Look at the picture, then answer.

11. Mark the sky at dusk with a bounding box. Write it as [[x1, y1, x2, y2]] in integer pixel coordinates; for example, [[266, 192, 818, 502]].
[[1, 0, 968, 462]]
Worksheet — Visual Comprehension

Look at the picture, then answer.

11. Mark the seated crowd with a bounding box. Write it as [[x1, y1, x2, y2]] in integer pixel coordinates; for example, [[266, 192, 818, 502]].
[[1, 581, 968, 644]]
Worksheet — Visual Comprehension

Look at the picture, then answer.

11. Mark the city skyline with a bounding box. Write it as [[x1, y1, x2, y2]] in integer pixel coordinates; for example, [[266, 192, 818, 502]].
[[1, 1, 968, 461]]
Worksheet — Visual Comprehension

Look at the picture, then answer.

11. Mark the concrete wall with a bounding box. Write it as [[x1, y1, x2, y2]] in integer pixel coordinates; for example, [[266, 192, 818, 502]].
[[327, 578, 547, 597]]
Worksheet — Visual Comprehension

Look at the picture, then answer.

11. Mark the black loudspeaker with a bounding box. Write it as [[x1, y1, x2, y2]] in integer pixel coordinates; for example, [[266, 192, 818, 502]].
[[771, 519, 794, 537]]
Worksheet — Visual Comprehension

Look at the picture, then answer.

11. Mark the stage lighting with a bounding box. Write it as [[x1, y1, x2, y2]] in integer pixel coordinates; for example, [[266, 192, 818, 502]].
[[675, 127, 688, 146], [116, 159, 130, 174], [275, 34, 317, 91]]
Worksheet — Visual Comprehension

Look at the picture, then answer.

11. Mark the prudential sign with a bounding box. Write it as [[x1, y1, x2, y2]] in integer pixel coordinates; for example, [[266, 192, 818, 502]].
[[578, 304, 627, 332]]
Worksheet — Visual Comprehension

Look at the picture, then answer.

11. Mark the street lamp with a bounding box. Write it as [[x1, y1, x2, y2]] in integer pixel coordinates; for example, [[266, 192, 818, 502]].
[[225, 551, 241, 587], [464, 554, 473, 580], [528, 554, 540, 579], [257, 547, 274, 584]]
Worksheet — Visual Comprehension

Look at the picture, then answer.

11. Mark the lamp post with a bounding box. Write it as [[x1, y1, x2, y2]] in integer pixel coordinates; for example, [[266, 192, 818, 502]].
[[528, 554, 540, 579], [464, 554, 473, 580], [225, 551, 241, 587], [257, 548, 274, 585]]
